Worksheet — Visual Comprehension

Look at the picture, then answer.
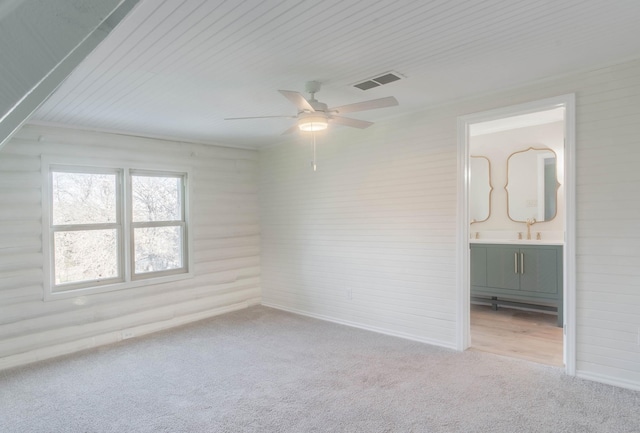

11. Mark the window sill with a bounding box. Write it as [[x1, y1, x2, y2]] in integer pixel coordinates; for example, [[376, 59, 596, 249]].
[[43, 271, 194, 302]]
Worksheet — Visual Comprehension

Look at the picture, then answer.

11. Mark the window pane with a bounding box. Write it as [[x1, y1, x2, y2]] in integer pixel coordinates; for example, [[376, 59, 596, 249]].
[[54, 230, 119, 285], [134, 226, 183, 274], [52, 171, 117, 225], [132, 175, 182, 222]]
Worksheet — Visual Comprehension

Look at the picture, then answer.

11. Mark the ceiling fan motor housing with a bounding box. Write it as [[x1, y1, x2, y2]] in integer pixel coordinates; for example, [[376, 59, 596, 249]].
[[307, 99, 328, 113], [305, 80, 322, 95]]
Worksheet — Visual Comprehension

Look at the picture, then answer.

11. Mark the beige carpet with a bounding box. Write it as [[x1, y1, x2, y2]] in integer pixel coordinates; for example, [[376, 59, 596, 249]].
[[1, 306, 638, 432]]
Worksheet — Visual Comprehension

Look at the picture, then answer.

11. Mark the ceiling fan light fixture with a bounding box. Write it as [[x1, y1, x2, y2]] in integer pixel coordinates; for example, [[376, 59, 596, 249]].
[[225, 81, 398, 135], [298, 113, 328, 132]]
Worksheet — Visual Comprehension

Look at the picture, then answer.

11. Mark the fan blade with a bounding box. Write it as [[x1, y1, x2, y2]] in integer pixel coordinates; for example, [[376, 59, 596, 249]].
[[278, 90, 315, 112], [281, 124, 300, 135], [225, 115, 295, 120], [330, 96, 398, 114], [330, 115, 374, 129]]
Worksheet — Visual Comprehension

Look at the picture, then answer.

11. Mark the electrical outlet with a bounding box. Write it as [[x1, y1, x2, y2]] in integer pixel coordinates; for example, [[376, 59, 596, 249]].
[[346, 289, 353, 300], [121, 330, 135, 340]]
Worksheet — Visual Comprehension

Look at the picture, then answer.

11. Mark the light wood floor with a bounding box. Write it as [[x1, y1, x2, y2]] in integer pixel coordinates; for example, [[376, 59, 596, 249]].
[[470, 304, 563, 366]]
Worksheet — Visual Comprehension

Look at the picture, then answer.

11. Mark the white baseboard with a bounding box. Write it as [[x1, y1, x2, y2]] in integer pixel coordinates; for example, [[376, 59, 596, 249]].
[[576, 370, 640, 392], [0, 298, 261, 372], [261, 302, 458, 351]]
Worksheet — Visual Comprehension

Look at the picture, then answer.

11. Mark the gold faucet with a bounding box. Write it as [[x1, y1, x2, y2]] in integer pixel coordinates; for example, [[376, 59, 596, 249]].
[[526, 218, 536, 240]]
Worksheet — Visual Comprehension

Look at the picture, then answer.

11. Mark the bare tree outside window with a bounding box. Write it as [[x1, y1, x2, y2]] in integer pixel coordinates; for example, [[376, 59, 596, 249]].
[[52, 172, 117, 225], [52, 171, 120, 285], [131, 175, 185, 275]]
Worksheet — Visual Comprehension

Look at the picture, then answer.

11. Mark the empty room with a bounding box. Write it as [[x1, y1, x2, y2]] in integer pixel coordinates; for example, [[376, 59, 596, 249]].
[[1, 1, 640, 432]]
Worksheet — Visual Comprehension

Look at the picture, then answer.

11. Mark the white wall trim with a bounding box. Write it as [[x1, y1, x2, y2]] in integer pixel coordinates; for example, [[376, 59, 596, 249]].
[[563, 94, 577, 376], [262, 302, 458, 351], [577, 371, 640, 393], [456, 94, 576, 374], [456, 117, 471, 351]]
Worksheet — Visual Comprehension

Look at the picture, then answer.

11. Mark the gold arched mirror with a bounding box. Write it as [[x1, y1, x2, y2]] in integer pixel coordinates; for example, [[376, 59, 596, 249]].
[[506, 147, 560, 222], [470, 156, 493, 224]]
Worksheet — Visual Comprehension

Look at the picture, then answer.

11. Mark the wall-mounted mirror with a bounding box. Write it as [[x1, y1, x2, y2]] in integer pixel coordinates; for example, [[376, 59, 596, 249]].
[[506, 147, 559, 222], [470, 156, 492, 223]]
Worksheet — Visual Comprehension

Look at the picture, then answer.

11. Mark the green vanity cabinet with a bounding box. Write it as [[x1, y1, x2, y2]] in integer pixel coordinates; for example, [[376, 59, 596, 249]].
[[470, 243, 563, 326]]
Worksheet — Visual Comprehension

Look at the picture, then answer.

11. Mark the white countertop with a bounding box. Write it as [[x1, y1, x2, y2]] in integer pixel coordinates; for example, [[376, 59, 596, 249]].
[[469, 239, 563, 246]]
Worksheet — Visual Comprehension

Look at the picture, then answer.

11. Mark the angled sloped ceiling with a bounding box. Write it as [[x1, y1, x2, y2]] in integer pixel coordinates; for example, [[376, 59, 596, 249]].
[[0, 0, 139, 150]]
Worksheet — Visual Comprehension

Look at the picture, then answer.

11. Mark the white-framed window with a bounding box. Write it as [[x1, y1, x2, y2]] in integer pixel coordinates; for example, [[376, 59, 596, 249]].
[[43, 157, 192, 300], [130, 170, 186, 279]]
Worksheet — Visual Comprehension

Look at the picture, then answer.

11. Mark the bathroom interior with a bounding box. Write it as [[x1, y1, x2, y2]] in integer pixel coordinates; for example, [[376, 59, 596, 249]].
[[468, 107, 565, 366]]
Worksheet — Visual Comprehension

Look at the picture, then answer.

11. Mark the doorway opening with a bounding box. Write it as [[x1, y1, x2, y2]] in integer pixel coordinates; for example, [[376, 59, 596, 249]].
[[457, 95, 576, 374]]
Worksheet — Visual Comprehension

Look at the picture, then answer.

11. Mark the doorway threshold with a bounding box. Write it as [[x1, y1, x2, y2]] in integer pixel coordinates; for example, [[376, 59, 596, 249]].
[[470, 304, 563, 366]]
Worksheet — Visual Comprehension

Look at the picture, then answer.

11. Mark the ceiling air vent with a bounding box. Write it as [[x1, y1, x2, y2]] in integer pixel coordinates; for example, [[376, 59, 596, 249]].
[[354, 80, 380, 90], [353, 71, 403, 90]]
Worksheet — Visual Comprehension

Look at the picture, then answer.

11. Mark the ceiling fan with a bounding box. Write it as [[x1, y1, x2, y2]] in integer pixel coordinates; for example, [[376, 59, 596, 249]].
[[224, 81, 398, 134]]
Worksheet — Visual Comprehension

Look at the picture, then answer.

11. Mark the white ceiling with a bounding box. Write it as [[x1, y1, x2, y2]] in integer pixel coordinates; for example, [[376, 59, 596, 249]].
[[30, 0, 640, 148]]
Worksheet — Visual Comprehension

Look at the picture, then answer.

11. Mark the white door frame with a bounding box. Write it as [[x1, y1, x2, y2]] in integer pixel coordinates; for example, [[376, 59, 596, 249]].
[[456, 94, 576, 375]]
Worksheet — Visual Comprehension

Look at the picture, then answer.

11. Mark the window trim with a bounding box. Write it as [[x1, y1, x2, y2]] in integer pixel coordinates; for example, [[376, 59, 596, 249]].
[[42, 155, 193, 301]]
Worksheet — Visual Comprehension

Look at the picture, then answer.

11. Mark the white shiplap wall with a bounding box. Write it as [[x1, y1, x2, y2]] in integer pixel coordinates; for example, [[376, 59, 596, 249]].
[[260, 58, 640, 390], [260, 111, 460, 348], [0, 125, 260, 370]]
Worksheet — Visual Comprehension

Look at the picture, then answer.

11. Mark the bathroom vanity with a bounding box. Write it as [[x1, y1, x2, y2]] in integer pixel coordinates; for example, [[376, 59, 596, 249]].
[[470, 241, 563, 326]]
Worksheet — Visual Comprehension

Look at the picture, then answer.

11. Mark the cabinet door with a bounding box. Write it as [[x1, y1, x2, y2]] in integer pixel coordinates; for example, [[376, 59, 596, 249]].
[[519, 246, 559, 294], [470, 245, 487, 287], [485, 246, 520, 290]]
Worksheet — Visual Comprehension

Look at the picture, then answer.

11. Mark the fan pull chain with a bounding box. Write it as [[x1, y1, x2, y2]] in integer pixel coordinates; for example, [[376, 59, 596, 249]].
[[312, 132, 317, 171]]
